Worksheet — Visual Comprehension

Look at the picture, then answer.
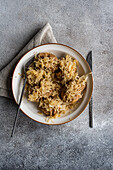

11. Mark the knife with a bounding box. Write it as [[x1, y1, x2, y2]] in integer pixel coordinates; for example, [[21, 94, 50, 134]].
[[86, 51, 93, 128]]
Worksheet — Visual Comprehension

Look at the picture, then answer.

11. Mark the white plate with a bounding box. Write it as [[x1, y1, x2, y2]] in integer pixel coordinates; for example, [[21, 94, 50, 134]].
[[12, 43, 93, 125]]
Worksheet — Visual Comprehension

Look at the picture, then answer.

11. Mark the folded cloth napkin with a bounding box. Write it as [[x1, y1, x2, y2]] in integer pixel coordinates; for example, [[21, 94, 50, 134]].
[[0, 23, 57, 99]]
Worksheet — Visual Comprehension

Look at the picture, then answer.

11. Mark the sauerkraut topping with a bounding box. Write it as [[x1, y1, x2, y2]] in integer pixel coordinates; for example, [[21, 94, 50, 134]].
[[59, 55, 78, 83], [26, 53, 87, 117]]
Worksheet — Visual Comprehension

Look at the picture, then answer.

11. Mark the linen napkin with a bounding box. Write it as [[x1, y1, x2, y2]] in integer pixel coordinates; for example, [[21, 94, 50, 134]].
[[0, 23, 57, 99]]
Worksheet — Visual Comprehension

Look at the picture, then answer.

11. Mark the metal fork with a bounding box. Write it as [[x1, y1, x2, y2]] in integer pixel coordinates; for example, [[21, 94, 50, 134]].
[[11, 57, 34, 137]]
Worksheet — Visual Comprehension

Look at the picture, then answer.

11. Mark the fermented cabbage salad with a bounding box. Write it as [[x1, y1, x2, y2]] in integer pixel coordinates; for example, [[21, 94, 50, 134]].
[[26, 53, 87, 118]]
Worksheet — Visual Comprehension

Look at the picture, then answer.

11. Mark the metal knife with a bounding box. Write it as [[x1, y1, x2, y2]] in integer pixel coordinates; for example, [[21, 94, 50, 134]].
[[86, 51, 93, 128]]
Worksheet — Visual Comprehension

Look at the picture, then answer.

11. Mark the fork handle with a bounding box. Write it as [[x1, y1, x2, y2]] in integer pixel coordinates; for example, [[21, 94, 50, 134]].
[[11, 77, 27, 137]]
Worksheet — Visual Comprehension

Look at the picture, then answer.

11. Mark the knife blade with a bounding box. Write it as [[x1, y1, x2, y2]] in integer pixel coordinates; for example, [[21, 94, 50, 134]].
[[86, 51, 93, 128]]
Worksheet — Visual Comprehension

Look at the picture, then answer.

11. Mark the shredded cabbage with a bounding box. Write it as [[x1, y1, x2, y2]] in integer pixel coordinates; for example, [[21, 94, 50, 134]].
[[26, 53, 87, 117]]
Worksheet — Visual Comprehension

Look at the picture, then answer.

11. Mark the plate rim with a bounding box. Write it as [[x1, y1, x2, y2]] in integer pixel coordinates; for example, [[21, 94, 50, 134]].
[[12, 43, 93, 125]]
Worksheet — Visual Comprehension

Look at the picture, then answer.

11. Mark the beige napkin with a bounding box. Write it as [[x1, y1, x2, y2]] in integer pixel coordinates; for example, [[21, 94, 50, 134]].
[[0, 23, 57, 99]]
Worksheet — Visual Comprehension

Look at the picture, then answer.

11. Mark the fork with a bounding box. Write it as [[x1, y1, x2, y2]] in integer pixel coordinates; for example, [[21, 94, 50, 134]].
[[11, 57, 34, 137]]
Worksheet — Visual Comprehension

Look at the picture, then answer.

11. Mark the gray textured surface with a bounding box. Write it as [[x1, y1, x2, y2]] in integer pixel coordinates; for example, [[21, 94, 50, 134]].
[[0, 0, 113, 169]]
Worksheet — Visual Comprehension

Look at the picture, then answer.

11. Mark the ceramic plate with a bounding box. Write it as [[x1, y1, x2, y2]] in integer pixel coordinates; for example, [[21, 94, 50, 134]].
[[12, 43, 93, 125]]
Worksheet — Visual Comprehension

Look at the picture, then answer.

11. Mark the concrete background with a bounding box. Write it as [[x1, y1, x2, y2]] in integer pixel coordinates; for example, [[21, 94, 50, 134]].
[[0, 0, 113, 169]]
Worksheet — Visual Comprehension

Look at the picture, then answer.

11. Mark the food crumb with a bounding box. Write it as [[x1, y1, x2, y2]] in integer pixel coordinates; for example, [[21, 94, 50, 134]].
[[18, 73, 24, 78], [38, 112, 43, 115], [45, 116, 54, 123], [18, 73, 22, 76]]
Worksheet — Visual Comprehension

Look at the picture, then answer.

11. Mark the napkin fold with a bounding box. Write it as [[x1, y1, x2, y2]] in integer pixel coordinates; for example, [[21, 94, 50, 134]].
[[0, 23, 57, 99]]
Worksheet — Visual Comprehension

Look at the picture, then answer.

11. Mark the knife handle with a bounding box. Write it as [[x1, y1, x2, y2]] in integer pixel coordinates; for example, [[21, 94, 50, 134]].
[[89, 96, 93, 128]]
